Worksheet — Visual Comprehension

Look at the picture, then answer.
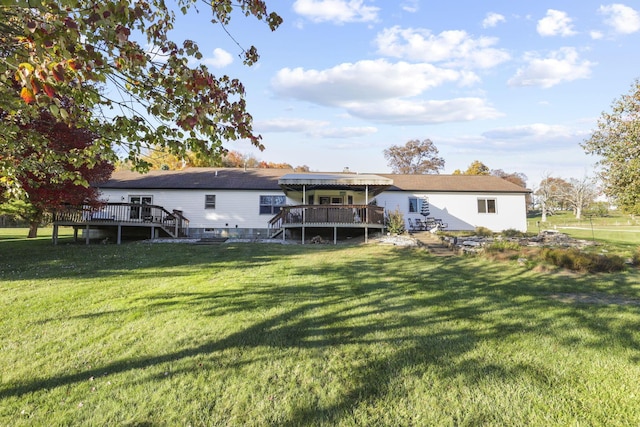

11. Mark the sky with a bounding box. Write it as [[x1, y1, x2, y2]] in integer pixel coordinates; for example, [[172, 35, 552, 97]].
[[169, 1, 640, 187]]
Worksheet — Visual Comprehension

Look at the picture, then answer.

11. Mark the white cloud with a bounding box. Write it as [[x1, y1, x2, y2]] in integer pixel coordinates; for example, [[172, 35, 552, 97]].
[[292, 0, 379, 24], [537, 9, 577, 37], [256, 118, 330, 132], [374, 26, 510, 69], [482, 123, 575, 140], [482, 12, 506, 29], [311, 126, 378, 138], [508, 47, 595, 88], [590, 30, 604, 39], [343, 98, 502, 125], [255, 118, 377, 138], [272, 59, 473, 105], [202, 48, 233, 68], [270, 59, 501, 125], [599, 4, 640, 34], [401, 0, 420, 13]]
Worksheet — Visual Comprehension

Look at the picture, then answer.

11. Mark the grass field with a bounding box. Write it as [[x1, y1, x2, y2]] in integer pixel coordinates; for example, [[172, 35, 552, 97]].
[[527, 211, 640, 255], [1, 227, 640, 425]]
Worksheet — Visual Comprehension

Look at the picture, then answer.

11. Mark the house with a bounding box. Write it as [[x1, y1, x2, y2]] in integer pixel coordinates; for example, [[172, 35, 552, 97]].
[[52, 168, 530, 244]]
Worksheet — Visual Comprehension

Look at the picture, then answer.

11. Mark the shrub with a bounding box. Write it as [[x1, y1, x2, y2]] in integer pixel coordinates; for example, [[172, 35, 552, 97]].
[[631, 246, 640, 266], [485, 240, 521, 253], [475, 226, 493, 237], [540, 248, 626, 273], [502, 228, 525, 238], [386, 208, 405, 235]]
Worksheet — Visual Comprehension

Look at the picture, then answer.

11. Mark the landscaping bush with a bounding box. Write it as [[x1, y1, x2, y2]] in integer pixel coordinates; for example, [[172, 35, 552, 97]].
[[541, 247, 626, 273], [502, 228, 525, 238], [485, 240, 521, 253], [474, 226, 493, 237], [386, 208, 405, 235]]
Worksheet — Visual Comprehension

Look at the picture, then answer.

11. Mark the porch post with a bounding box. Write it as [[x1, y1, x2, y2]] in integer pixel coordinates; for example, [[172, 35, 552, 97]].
[[53, 224, 58, 245], [365, 185, 369, 223], [334, 226, 337, 245], [85, 224, 90, 245], [302, 185, 306, 244], [117, 225, 122, 244]]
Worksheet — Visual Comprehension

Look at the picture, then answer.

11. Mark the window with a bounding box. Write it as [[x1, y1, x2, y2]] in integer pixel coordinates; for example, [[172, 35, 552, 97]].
[[409, 197, 429, 214], [205, 195, 216, 209], [477, 198, 497, 214], [129, 195, 152, 220], [260, 195, 286, 215], [409, 198, 419, 213]]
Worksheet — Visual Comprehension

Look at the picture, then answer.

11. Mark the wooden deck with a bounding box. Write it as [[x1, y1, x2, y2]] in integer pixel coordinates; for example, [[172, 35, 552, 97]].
[[52, 203, 190, 244], [269, 205, 386, 243]]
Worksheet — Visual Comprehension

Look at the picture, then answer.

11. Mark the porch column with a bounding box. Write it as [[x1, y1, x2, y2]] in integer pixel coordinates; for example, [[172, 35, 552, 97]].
[[365, 185, 369, 223], [302, 185, 306, 244]]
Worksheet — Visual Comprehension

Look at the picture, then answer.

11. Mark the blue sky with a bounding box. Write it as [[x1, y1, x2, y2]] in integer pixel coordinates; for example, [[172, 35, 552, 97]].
[[172, 1, 640, 186]]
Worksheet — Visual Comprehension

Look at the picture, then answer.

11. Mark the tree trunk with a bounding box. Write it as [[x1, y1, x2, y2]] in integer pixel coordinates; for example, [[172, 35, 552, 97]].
[[27, 210, 43, 238], [27, 220, 39, 238]]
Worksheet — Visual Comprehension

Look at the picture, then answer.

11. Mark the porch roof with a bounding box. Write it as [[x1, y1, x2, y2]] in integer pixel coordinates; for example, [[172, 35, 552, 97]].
[[278, 173, 393, 195]]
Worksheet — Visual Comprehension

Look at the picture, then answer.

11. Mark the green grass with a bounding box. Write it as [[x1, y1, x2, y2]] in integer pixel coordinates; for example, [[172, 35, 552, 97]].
[[528, 211, 640, 256], [2, 228, 640, 425]]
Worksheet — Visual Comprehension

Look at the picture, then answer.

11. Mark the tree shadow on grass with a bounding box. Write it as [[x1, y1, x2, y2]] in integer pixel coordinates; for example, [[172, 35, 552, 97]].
[[2, 245, 640, 424]]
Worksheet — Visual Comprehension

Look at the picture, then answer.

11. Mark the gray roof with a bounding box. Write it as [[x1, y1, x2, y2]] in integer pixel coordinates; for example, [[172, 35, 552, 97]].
[[99, 168, 530, 194], [378, 174, 531, 193], [99, 168, 288, 190]]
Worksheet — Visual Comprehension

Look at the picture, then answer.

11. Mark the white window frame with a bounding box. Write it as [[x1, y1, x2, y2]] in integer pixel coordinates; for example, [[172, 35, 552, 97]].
[[477, 198, 497, 214], [205, 194, 216, 209]]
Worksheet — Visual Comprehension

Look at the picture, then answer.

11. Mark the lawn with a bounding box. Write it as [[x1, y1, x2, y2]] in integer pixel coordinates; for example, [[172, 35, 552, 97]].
[[2, 228, 640, 426], [528, 211, 640, 256]]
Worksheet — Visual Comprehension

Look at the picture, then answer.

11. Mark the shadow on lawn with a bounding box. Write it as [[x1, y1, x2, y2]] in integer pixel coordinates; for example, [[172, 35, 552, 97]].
[[2, 244, 640, 424]]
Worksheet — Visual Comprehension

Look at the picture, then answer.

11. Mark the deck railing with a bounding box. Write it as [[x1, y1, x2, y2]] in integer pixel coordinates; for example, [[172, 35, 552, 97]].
[[269, 205, 385, 229], [53, 203, 190, 237]]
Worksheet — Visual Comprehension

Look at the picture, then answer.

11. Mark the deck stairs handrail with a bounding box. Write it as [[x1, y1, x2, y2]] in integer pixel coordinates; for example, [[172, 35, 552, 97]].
[[53, 203, 190, 238], [268, 204, 385, 237]]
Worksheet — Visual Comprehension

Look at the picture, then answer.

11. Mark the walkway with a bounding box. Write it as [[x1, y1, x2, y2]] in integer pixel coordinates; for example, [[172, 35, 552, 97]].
[[412, 232, 457, 257]]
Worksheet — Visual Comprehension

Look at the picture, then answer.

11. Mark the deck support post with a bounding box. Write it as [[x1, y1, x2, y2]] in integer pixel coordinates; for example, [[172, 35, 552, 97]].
[[334, 226, 337, 245], [117, 225, 122, 245], [53, 224, 58, 245], [85, 224, 90, 245], [365, 227, 368, 243]]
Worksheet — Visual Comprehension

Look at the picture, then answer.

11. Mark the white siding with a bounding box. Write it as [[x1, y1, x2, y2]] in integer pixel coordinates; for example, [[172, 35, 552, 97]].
[[375, 191, 527, 232], [98, 189, 293, 229], [98, 187, 528, 233]]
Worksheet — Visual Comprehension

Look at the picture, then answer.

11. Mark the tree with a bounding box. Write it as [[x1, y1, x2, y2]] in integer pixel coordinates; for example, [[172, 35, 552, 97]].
[[383, 139, 445, 174], [562, 176, 598, 220], [491, 169, 528, 188], [535, 175, 571, 222], [1, 2, 282, 191], [583, 79, 640, 214], [459, 160, 490, 175], [5, 109, 114, 238]]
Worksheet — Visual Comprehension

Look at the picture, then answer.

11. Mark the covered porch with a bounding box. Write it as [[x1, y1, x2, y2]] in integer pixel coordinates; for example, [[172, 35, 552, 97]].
[[272, 172, 393, 244]]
